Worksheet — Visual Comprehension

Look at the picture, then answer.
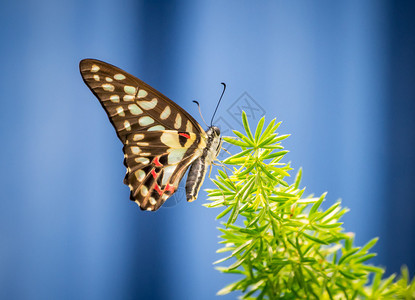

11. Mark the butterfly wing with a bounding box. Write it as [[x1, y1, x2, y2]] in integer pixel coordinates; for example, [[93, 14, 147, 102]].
[[80, 59, 206, 211], [123, 131, 205, 210]]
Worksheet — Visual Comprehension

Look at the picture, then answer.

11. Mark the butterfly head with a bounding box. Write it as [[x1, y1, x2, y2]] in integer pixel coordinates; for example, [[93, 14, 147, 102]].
[[211, 126, 220, 136], [206, 126, 222, 159]]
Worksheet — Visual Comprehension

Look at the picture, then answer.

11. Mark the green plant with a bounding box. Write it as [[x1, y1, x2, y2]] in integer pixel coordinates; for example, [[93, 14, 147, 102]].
[[205, 112, 415, 299]]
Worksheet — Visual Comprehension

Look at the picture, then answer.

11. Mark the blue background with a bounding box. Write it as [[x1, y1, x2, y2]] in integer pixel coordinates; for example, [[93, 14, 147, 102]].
[[1, 1, 415, 299]]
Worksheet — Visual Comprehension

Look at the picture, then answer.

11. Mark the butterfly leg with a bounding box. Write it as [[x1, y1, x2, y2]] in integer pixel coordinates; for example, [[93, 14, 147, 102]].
[[222, 147, 231, 155], [208, 164, 213, 178], [209, 160, 231, 178], [213, 160, 233, 173], [209, 158, 228, 178]]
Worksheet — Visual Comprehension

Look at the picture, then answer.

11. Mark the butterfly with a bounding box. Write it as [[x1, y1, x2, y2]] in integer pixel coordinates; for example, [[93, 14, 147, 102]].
[[79, 59, 222, 211]]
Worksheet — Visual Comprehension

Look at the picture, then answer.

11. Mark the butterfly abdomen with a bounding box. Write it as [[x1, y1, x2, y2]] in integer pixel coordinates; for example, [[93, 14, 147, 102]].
[[186, 156, 207, 202], [185, 126, 222, 202]]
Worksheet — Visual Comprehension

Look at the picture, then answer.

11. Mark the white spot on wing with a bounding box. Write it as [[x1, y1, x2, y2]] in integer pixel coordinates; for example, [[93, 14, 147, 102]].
[[135, 170, 146, 181], [138, 98, 158, 110], [117, 107, 125, 116], [133, 134, 144, 141], [102, 84, 115, 92], [137, 89, 148, 98], [148, 125, 165, 131], [131, 146, 140, 154], [174, 113, 182, 129], [162, 165, 176, 185], [149, 197, 157, 205], [135, 157, 150, 164], [110, 95, 120, 103], [123, 95, 134, 101], [160, 132, 181, 148], [168, 148, 187, 164], [128, 104, 143, 115], [186, 120, 193, 132], [91, 64, 100, 72], [124, 120, 131, 131], [114, 73, 126, 80], [105, 77, 113, 82], [124, 86, 137, 95], [139, 116, 154, 126], [141, 186, 148, 196], [93, 74, 100, 81], [160, 106, 171, 120]]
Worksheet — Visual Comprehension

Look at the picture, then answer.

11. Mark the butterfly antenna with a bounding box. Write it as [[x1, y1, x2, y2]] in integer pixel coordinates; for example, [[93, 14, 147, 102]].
[[211, 82, 226, 126], [192, 100, 209, 127]]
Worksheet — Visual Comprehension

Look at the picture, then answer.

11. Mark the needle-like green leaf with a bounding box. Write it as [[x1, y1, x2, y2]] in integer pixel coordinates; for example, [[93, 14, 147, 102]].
[[205, 114, 412, 298]]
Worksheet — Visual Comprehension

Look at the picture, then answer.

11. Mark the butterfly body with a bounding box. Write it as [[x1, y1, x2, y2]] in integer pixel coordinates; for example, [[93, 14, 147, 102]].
[[186, 126, 222, 202], [79, 59, 221, 211]]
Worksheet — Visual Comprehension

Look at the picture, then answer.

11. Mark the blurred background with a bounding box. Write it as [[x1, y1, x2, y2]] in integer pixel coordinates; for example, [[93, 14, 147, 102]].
[[1, 0, 415, 299]]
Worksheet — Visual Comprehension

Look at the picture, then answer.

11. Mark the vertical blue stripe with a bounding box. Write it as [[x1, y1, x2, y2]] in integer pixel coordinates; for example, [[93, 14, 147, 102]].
[[384, 0, 415, 275]]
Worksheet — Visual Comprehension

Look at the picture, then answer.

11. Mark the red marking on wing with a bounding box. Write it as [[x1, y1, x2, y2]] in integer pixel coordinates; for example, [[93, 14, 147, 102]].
[[179, 133, 190, 139], [154, 184, 163, 196], [151, 169, 157, 179], [153, 156, 163, 167], [165, 184, 175, 193]]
